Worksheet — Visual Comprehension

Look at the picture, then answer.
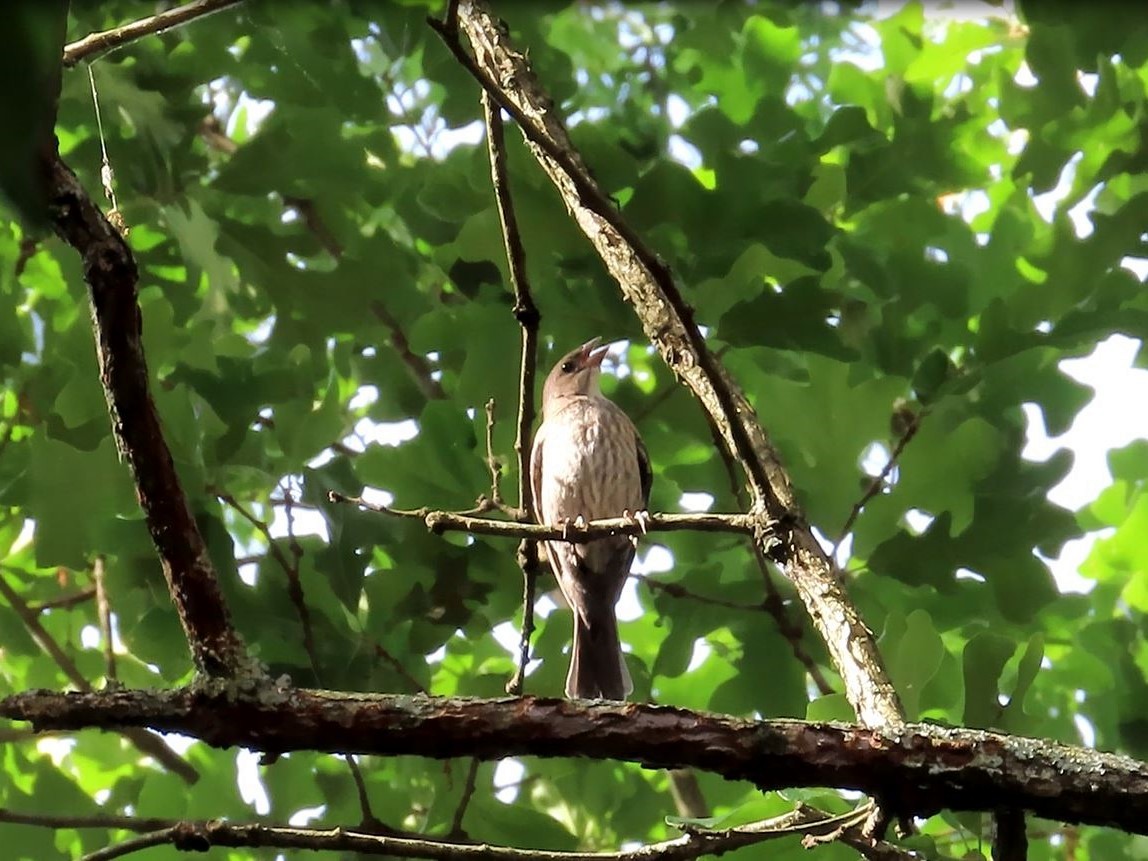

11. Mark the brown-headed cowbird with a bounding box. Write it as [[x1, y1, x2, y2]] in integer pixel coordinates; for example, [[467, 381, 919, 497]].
[[530, 338, 651, 699]]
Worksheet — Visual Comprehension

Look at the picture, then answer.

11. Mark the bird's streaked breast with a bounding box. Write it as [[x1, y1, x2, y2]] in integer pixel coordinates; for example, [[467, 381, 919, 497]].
[[538, 397, 643, 524]]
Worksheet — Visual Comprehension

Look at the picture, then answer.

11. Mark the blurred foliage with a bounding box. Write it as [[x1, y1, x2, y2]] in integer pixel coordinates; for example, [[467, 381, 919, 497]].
[[1, 0, 1147, 858]]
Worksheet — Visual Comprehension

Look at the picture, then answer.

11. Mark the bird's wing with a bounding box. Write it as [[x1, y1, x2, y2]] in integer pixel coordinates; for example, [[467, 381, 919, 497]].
[[635, 430, 652, 507], [529, 420, 546, 522]]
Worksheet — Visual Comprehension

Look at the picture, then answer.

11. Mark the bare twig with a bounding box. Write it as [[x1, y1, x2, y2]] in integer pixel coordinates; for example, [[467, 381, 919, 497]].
[[7, 800, 913, 861], [483, 88, 543, 696], [45, 154, 251, 677], [282, 196, 343, 258], [708, 418, 834, 695], [372, 640, 428, 694], [0, 573, 198, 783], [634, 572, 767, 613], [372, 302, 447, 401], [0, 808, 171, 832], [28, 586, 97, 613], [330, 491, 766, 542], [82, 829, 173, 861], [214, 488, 319, 676], [449, 758, 481, 839], [833, 408, 924, 556], [92, 555, 116, 682], [483, 399, 504, 507], [506, 544, 539, 696], [344, 754, 395, 834], [63, 0, 246, 67]]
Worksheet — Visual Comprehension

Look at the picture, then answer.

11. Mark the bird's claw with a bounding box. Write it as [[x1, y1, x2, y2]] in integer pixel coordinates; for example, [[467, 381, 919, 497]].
[[622, 508, 651, 535], [561, 515, 588, 541]]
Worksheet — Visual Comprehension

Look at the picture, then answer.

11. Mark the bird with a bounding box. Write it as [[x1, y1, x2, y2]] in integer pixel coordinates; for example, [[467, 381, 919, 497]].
[[530, 337, 651, 700]]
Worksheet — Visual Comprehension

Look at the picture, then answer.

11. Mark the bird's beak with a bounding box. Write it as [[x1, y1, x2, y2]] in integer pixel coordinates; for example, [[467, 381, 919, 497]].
[[579, 337, 610, 369]]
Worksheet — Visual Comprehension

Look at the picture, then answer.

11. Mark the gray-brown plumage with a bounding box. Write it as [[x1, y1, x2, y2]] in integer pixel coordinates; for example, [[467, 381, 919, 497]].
[[530, 338, 651, 700]]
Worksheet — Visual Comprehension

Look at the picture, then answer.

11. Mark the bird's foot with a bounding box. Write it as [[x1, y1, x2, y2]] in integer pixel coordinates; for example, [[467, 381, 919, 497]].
[[622, 508, 651, 535], [561, 515, 588, 541]]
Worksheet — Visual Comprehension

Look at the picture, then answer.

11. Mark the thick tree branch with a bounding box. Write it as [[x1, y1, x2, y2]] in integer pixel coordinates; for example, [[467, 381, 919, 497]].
[[3, 687, 1147, 835], [62, 0, 246, 67], [433, 0, 904, 731], [45, 154, 252, 677], [329, 491, 765, 541]]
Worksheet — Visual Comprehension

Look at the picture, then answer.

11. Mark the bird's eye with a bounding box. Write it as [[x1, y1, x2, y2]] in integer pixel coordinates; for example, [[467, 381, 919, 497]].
[[560, 360, 576, 373]]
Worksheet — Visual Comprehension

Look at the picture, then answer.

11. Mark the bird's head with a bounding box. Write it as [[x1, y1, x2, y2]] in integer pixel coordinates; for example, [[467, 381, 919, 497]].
[[541, 337, 610, 415]]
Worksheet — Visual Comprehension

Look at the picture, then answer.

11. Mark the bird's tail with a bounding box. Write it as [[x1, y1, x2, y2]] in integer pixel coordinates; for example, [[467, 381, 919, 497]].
[[567, 609, 632, 700]]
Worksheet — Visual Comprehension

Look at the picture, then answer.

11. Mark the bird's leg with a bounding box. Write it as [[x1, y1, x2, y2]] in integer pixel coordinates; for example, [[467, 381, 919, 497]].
[[621, 508, 651, 535]]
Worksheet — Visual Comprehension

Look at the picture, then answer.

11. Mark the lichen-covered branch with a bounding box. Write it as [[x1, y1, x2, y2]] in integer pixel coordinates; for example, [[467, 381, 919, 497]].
[[2, 686, 1146, 835], [45, 154, 251, 677], [433, 0, 903, 730]]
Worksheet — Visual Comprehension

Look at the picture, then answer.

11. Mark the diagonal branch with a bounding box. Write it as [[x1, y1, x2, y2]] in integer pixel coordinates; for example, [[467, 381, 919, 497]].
[[834, 406, 924, 555], [3, 686, 1147, 836], [0, 572, 198, 783], [62, 0, 246, 67], [213, 487, 318, 676], [45, 153, 252, 678], [431, 0, 903, 732]]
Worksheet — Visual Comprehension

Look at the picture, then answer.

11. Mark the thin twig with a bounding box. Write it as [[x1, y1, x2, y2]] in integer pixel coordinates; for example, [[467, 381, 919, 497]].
[[372, 302, 447, 401], [708, 420, 834, 695], [449, 758, 481, 839], [11, 801, 907, 861], [330, 491, 768, 542], [92, 555, 116, 682], [372, 641, 428, 694], [633, 572, 767, 613], [63, 0, 246, 67], [483, 88, 543, 696], [506, 545, 538, 696], [345, 754, 392, 833], [282, 196, 343, 258], [833, 408, 925, 557], [82, 829, 175, 861], [0, 572, 198, 783], [483, 399, 503, 506], [214, 488, 319, 676], [28, 586, 97, 613]]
